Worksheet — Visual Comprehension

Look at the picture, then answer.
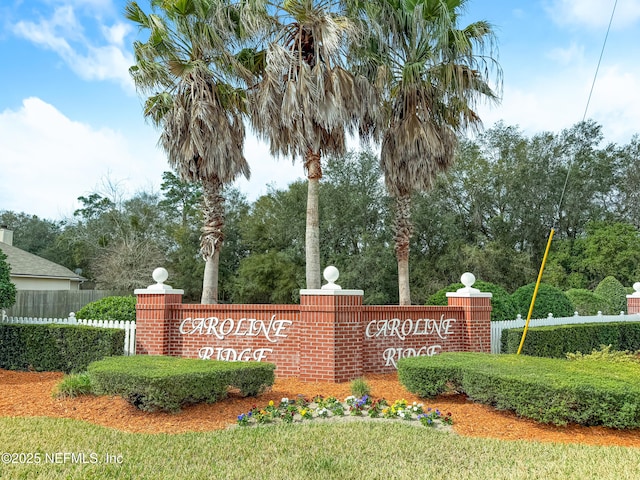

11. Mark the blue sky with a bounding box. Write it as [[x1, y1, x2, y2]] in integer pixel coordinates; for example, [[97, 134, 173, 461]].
[[1, 0, 639, 221]]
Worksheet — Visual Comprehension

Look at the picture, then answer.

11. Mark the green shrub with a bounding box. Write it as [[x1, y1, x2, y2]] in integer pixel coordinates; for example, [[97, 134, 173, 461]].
[[0, 323, 124, 373], [398, 352, 640, 428], [501, 322, 640, 358], [594, 276, 628, 314], [511, 283, 574, 319], [53, 373, 93, 398], [564, 289, 609, 315], [566, 344, 640, 363], [426, 280, 517, 321], [76, 296, 136, 321], [350, 377, 371, 397], [87, 355, 275, 412], [0, 249, 16, 310]]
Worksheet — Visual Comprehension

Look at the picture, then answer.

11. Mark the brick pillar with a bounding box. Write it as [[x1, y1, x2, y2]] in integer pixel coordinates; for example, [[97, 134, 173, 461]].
[[134, 268, 184, 356], [446, 274, 492, 353], [628, 282, 640, 315], [299, 289, 364, 382]]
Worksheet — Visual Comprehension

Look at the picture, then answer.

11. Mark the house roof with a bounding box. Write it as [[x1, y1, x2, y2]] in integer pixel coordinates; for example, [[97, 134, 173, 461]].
[[0, 242, 84, 281]]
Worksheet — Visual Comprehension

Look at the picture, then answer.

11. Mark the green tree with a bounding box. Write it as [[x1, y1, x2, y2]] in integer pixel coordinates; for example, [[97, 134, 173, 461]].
[[580, 222, 640, 287], [358, 0, 501, 304], [0, 211, 63, 261], [616, 135, 640, 228], [234, 182, 307, 302], [159, 171, 204, 300], [249, 0, 377, 289], [0, 249, 16, 311], [233, 251, 300, 304], [127, 0, 251, 303], [320, 151, 396, 302]]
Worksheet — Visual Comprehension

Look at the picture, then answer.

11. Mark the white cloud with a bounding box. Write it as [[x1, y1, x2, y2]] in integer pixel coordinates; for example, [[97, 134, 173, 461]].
[[475, 63, 640, 145], [48, 0, 114, 14], [0, 98, 166, 220], [101, 22, 131, 47], [547, 0, 640, 29], [0, 98, 302, 219], [547, 41, 584, 65], [13, 6, 134, 91]]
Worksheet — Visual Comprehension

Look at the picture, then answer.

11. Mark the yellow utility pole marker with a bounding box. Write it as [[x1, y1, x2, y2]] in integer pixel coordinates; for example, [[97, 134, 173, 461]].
[[517, 228, 555, 355]]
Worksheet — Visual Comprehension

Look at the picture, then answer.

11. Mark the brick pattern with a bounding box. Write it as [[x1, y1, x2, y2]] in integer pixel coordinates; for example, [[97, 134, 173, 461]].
[[299, 294, 363, 382], [445, 296, 492, 353], [628, 297, 640, 315], [135, 292, 492, 382], [135, 293, 184, 355]]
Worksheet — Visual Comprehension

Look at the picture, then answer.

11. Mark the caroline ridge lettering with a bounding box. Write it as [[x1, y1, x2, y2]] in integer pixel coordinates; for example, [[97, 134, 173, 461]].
[[365, 316, 455, 340], [365, 316, 456, 368], [179, 316, 292, 342]]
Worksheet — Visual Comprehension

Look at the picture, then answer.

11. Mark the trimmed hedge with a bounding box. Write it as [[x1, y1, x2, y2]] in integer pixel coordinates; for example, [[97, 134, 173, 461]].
[[87, 355, 276, 412], [501, 322, 640, 358], [0, 323, 124, 373], [398, 352, 640, 428]]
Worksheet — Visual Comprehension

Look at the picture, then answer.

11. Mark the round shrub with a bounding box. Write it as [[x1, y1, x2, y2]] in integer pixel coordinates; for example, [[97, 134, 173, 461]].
[[594, 276, 627, 314], [511, 283, 574, 319], [76, 296, 136, 321], [565, 289, 609, 316], [426, 281, 517, 322]]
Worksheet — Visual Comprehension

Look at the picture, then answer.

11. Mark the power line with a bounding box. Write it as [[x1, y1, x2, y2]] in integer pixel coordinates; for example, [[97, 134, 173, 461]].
[[555, 0, 618, 226]]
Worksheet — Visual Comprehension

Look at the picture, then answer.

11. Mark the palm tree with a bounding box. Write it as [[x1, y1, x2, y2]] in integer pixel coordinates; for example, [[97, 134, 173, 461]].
[[126, 0, 252, 303], [249, 0, 377, 289], [356, 0, 501, 304]]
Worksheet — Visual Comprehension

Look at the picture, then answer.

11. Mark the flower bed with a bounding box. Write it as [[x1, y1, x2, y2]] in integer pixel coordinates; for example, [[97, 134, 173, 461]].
[[237, 394, 453, 428]]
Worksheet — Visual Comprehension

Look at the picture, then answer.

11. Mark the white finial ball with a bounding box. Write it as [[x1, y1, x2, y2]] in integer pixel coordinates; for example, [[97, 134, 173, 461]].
[[634, 282, 640, 293], [323, 265, 339, 283], [461, 272, 476, 288], [152, 267, 169, 284]]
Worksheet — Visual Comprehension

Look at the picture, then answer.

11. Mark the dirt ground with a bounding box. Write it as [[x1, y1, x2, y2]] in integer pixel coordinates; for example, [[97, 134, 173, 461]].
[[1, 369, 640, 448]]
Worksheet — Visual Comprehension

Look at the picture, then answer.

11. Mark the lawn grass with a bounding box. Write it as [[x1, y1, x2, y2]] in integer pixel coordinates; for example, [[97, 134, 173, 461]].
[[1, 417, 639, 479]]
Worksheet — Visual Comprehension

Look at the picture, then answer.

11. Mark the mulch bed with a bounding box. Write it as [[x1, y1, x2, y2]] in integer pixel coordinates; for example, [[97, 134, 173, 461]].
[[1, 369, 640, 447]]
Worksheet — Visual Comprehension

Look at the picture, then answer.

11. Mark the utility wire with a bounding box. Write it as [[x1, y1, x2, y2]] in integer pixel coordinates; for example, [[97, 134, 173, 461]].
[[555, 0, 618, 227], [518, 1, 618, 354]]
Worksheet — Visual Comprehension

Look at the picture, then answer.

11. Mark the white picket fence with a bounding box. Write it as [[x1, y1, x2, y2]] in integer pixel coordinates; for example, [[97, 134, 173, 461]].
[[0, 312, 136, 356], [491, 311, 640, 354]]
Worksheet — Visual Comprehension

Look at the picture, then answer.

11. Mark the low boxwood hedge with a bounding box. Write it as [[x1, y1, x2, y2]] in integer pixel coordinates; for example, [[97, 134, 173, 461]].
[[398, 352, 640, 428], [87, 355, 276, 412], [0, 323, 124, 373], [501, 322, 640, 358]]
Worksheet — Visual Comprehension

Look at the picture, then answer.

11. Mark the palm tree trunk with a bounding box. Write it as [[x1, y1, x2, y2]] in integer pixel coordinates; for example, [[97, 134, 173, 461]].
[[305, 150, 322, 289], [394, 193, 413, 305], [200, 176, 224, 304], [202, 250, 220, 304]]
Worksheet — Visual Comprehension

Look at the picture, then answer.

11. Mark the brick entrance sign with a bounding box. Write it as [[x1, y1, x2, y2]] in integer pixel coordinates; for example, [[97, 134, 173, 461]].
[[135, 268, 492, 382]]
